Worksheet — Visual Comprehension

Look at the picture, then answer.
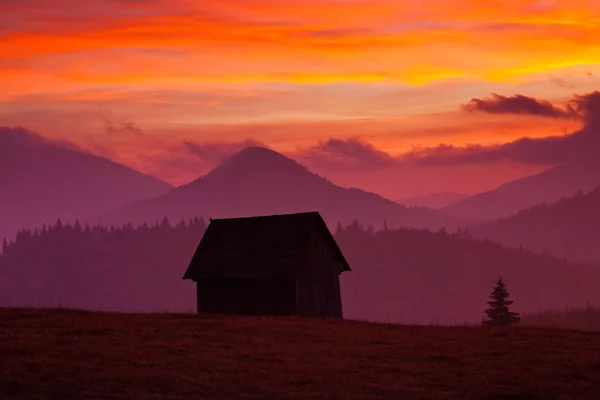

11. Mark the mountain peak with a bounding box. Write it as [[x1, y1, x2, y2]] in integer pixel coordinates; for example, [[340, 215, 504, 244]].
[[228, 146, 292, 163], [217, 146, 306, 173], [0, 127, 172, 241], [236, 146, 280, 156], [99, 142, 452, 232]]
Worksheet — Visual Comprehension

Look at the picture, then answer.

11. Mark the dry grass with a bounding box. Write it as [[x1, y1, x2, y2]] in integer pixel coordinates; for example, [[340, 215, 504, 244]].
[[2, 309, 600, 400], [523, 307, 600, 332]]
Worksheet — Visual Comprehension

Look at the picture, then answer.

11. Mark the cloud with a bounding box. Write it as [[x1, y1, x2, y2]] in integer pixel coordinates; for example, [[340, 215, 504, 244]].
[[413, 91, 600, 165], [292, 91, 600, 170], [404, 139, 569, 166], [574, 90, 600, 128], [3, 0, 600, 92], [462, 93, 579, 119], [4, 91, 599, 188], [292, 138, 398, 170], [103, 117, 143, 136]]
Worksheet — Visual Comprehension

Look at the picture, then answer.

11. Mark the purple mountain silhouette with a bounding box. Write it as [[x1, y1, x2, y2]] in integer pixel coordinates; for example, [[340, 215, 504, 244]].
[[97, 146, 456, 230], [398, 192, 468, 209], [443, 160, 600, 221], [466, 187, 600, 265], [0, 127, 172, 241]]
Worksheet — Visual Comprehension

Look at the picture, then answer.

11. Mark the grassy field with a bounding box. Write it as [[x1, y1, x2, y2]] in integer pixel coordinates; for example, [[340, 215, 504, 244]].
[[2, 309, 600, 400], [523, 307, 600, 332]]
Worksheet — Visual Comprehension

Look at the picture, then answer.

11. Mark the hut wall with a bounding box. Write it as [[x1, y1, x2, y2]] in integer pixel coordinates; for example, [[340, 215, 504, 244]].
[[296, 230, 344, 318], [196, 278, 296, 316]]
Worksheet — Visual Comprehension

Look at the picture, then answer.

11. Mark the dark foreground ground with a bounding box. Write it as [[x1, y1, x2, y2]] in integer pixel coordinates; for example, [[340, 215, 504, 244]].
[[2, 309, 600, 400]]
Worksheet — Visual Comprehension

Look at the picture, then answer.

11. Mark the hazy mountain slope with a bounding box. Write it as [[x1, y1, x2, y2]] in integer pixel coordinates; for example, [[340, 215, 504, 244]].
[[98, 147, 455, 231], [467, 188, 600, 264], [0, 127, 172, 240], [443, 160, 600, 221], [338, 226, 600, 324], [398, 192, 468, 209]]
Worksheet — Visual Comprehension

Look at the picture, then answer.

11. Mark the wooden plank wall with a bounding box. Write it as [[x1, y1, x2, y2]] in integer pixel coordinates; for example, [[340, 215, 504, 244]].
[[197, 278, 296, 316], [296, 230, 344, 318]]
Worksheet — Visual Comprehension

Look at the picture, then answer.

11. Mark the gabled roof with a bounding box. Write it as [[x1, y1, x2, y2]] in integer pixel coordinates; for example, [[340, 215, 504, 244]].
[[182, 212, 350, 280]]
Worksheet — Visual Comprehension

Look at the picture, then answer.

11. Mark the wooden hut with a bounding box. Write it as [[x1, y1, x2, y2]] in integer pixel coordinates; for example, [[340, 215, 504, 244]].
[[182, 212, 351, 318]]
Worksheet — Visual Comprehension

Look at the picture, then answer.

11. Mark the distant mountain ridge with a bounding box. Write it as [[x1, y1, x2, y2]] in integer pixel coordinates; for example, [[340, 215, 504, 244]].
[[97, 146, 457, 231], [0, 127, 172, 241], [466, 187, 600, 265], [398, 192, 468, 209], [443, 160, 600, 221]]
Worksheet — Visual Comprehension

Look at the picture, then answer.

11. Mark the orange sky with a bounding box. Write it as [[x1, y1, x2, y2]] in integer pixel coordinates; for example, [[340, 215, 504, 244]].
[[1, 0, 599, 196]]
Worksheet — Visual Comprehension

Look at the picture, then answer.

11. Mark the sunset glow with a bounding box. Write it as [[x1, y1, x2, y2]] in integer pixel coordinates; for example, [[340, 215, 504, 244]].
[[1, 0, 599, 195]]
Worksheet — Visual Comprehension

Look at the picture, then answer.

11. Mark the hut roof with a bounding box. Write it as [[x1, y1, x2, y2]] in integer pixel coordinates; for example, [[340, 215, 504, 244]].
[[182, 212, 350, 280]]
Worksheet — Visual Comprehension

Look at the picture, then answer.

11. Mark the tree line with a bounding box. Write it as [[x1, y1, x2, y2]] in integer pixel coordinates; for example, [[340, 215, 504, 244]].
[[1, 218, 597, 324]]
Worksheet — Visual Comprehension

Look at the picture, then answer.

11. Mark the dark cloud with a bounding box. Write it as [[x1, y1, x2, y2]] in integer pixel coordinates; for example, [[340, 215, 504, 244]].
[[573, 90, 600, 128], [293, 138, 398, 170], [5, 91, 600, 183], [292, 91, 600, 170], [462, 93, 578, 119], [414, 91, 600, 166], [405, 138, 572, 166], [103, 117, 143, 136]]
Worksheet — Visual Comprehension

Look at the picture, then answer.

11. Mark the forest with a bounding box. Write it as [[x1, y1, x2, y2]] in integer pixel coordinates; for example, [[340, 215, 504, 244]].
[[2, 218, 600, 325], [469, 187, 600, 265]]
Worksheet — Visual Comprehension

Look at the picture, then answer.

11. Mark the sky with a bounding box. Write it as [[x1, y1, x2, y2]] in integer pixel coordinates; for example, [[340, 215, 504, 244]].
[[1, 0, 600, 198]]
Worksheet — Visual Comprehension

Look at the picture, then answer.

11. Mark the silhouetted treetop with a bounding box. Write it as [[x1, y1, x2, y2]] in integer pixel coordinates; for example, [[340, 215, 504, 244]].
[[483, 278, 521, 327]]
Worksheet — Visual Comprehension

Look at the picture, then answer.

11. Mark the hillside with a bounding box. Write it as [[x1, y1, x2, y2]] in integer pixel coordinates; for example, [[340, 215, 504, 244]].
[[96, 147, 453, 231], [3, 219, 600, 324], [0, 127, 172, 241], [398, 192, 468, 209], [2, 309, 600, 400], [338, 225, 600, 324], [443, 160, 600, 221], [467, 188, 600, 265]]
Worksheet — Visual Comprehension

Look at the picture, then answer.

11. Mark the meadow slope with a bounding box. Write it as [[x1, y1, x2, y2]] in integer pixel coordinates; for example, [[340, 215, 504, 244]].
[[2, 309, 600, 399]]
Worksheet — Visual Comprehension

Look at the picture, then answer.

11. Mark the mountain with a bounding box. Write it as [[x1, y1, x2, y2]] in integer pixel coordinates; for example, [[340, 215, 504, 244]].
[[466, 187, 600, 264], [97, 146, 455, 231], [0, 127, 172, 240], [398, 192, 468, 209], [443, 160, 600, 221]]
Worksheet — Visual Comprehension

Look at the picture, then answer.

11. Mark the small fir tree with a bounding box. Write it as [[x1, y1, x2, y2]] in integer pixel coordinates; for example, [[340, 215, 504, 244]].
[[483, 277, 521, 326]]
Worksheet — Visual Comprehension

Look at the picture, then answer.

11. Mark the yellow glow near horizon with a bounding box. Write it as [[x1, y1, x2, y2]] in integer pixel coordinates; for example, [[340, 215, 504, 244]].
[[1, 0, 599, 192]]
